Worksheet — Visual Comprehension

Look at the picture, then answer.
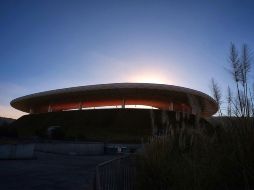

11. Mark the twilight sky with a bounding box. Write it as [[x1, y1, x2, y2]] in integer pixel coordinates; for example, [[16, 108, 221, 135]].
[[1, 0, 254, 118]]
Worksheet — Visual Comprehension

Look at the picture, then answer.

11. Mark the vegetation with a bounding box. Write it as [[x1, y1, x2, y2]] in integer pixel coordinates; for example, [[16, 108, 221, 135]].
[[211, 43, 253, 117], [11, 109, 177, 143], [136, 120, 254, 190], [10, 108, 206, 143], [0, 122, 17, 139]]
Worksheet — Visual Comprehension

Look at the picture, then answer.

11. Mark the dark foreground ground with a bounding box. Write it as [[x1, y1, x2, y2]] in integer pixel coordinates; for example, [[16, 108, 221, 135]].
[[0, 151, 115, 190]]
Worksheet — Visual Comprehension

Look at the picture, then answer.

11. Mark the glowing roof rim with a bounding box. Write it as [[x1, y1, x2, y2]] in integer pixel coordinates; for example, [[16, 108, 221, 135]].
[[10, 83, 218, 116]]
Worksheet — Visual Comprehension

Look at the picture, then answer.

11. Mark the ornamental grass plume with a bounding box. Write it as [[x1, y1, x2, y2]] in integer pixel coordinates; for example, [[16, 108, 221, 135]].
[[136, 119, 254, 190]]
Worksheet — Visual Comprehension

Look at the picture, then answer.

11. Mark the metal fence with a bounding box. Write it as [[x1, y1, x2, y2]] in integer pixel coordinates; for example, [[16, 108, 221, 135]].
[[94, 155, 136, 190]]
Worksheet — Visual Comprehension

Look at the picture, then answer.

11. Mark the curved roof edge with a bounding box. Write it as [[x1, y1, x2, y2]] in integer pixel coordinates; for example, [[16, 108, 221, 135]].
[[10, 83, 218, 116]]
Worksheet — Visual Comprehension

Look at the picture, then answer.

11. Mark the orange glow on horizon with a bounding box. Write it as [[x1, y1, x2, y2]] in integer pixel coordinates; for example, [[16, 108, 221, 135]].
[[0, 105, 26, 119]]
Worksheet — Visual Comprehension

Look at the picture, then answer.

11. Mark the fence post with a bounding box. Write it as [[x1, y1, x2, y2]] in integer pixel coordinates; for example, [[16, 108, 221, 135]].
[[94, 155, 136, 190], [96, 166, 101, 190]]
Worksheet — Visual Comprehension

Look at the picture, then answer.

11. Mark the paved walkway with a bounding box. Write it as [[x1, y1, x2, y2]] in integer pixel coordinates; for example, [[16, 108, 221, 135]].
[[0, 151, 115, 190]]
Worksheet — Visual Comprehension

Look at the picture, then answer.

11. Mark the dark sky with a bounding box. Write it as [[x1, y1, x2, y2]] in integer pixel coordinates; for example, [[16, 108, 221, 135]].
[[1, 0, 254, 118]]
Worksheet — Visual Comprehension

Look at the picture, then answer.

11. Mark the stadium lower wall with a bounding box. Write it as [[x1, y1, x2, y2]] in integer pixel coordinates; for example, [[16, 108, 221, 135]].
[[12, 109, 198, 143]]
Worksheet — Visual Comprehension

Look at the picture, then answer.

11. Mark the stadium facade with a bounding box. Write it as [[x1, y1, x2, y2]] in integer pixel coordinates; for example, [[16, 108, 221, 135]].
[[11, 83, 217, 117], [10, 83, 218, 144]]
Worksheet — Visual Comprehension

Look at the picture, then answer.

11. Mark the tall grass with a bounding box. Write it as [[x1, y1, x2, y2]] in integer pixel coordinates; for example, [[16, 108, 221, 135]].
[[136, 119, 254, 190]]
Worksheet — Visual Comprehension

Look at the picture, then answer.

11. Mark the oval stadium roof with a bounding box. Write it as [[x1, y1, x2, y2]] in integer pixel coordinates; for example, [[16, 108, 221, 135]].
[[10, 83, 218, 117]]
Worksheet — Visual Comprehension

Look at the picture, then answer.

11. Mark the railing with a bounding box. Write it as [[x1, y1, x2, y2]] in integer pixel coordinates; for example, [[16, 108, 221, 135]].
[[94, 155, 136, 190]]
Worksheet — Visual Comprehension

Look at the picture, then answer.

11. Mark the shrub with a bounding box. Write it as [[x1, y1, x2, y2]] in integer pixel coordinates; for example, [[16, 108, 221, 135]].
[[136, 119, 254, 190]]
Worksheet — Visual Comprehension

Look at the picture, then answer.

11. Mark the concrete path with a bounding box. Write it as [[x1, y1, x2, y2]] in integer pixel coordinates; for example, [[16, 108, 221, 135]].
[[0, 151, 115, 190]]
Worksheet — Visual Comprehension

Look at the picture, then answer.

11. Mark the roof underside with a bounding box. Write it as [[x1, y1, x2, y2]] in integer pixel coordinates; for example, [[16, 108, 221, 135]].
[[10, 83, 218, 117]]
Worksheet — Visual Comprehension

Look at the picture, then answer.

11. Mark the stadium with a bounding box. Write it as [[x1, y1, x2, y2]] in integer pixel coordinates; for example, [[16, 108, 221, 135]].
[[11, 83, 218, 143]]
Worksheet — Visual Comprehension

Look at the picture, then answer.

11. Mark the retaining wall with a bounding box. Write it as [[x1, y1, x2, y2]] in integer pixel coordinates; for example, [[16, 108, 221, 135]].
[[0, 144, 35, 159], [35, 142, 104, 155]]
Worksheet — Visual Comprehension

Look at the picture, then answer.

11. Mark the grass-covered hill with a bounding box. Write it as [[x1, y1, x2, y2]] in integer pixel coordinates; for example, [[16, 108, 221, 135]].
[[11, 109, 196, 143], [0, 117, 15, 125]]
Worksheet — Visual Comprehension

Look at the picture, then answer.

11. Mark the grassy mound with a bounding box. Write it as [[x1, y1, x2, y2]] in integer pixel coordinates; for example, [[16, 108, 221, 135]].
[[11, 109, 197, 143]]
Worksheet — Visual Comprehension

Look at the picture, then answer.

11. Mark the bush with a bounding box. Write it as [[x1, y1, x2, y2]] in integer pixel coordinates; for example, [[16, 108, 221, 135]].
[[136, 119, 254, 190], [0, 123, 17, 138]]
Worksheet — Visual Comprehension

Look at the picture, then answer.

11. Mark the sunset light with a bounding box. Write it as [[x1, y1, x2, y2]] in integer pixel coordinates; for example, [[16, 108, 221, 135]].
[[128, 69, 172, 85]]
